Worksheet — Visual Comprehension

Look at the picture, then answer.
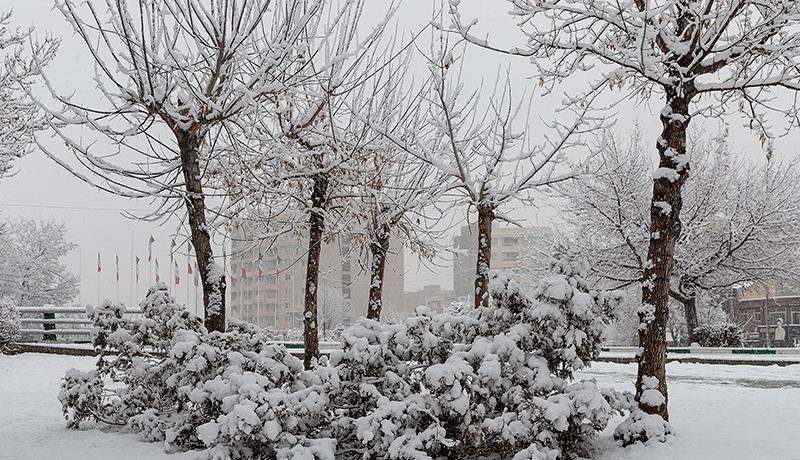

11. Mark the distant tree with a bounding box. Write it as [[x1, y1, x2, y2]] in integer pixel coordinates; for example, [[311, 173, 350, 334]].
[[561, 128, 800, 344], [0, 11, 57, 178], [0, 297, 21, 352], [317, 286, 350, 338], [0, 219, 79, 307]]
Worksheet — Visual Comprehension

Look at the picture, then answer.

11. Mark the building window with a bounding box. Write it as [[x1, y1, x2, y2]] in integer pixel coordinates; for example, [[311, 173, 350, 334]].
[[792, 311, 800, 325], [769, 311, 786, 324], [737, 313, 749, 323]]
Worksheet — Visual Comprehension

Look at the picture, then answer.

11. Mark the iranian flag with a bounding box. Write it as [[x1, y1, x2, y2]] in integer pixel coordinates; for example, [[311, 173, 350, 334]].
[[155, 258, 160, 283], [96, 253, 101, 272], [148, 235, 155, 261]]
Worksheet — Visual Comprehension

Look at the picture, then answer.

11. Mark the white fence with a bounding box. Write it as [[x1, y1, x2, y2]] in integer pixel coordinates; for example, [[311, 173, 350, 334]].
[[18, 306, 142, 342]]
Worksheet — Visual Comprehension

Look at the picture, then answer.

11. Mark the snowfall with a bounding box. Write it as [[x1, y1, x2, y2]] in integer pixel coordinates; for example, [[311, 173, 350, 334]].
[[1, 353, 799, 460]]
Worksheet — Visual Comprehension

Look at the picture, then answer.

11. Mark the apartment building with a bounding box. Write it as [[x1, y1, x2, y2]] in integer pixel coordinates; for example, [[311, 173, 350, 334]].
[[229, 231, 404, 331], [452, 224, 553, 302]]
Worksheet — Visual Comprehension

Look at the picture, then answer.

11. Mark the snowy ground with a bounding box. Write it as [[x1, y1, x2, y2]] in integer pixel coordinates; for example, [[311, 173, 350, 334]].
[[0, 353, 195, 460], [1, 353, 798, 460], [578, 361, 800, 460]]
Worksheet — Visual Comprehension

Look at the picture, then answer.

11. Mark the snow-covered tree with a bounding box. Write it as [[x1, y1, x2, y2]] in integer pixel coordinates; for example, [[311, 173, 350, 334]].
[[0, 297, 21, 352], [377, 42, 597, 309], [450, 0, 800, 426], [0, 219, 79, 307], [223, 2, 399, 368], [0, 11, 57, 178], [560, 128, 800, 344], [317, 286, 350, 338], [34, 0, 325, 332], [345, 52, 445, 321]]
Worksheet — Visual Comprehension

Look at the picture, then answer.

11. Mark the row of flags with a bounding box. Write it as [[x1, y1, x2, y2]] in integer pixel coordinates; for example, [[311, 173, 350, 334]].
[[93, 235, 278, 286], [96, 236, 200, 287]]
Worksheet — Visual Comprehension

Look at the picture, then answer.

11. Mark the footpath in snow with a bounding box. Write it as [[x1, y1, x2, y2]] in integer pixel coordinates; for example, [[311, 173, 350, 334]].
[[1, 353, 799, 460]]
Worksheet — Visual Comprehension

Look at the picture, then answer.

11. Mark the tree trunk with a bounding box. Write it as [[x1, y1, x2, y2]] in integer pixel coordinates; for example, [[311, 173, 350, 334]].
[[636, 90, 693, 421], [474, 203, 494, 309], [367, 220, 391, 320], [669, 287, 699, 345], [303, 170, 328, 369], [177, 131, 226, 333], [679, 292, 699, 344]]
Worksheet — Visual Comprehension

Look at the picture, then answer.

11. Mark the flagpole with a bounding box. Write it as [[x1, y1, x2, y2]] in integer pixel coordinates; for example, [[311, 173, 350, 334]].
[[96, 252, 100, 306], [116, 253, 119, 303], [129, 229, 135, 306], [78, 249, 83, 304]]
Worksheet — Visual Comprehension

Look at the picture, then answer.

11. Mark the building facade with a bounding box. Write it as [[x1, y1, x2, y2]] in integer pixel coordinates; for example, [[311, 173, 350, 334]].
[[229, 231, 404, 331], [452, 224, 553, 302], [405, 284, 456, 313], [727, 287, 800, 347]]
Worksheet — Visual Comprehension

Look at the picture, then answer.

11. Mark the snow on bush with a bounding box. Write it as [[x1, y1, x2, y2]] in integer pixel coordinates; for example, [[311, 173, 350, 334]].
[[0, 297, 21, 352], [330, 256, 631, 458], [613, 376, 671, 446], [694, 323, 742, 347], [60, 256, 632, 459]]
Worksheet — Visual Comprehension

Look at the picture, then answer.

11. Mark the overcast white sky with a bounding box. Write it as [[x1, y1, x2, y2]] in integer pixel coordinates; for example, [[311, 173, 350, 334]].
[[2, 0, 796, 307]]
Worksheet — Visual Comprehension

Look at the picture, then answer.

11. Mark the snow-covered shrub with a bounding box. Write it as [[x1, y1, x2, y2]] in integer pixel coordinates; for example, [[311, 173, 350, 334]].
[[0, 297, 21, 352], [61, 255, 631, 459], [62, 284, 339, 459], [694, 323, 742, 347], [59, 369, 104, 428], [330, 254, 630, 459]]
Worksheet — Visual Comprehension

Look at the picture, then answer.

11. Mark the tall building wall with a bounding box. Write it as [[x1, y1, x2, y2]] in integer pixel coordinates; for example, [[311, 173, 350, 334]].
[[229, 231, 404, 331], [452, 224, 553, 302]]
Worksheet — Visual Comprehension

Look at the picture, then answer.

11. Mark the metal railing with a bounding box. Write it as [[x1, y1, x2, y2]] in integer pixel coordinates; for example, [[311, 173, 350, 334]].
[[18, 306, 142, 343]]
